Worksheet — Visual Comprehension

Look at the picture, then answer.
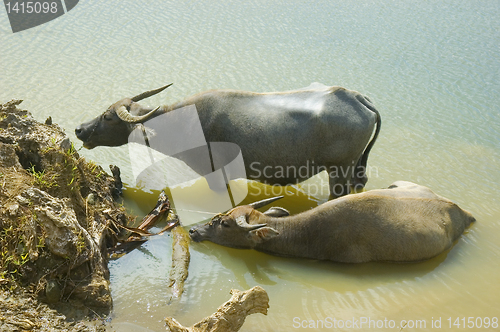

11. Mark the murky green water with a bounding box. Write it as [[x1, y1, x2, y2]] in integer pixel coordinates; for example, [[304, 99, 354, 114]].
[[1, 0, 499, 331]]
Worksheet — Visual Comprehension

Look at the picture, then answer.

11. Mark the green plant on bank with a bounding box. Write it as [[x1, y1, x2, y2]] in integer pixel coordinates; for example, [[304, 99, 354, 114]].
[[66, 142, 77, 157], [85, 156, 105, 180], [39, 141, 81, 190], [40, 137, 58, 153], [75, 230, 86, 254], [37, 234, 45, 249], [0, 221, 31, 289], [29, 165, 59, 189], [61, 143, 80, 190], [67, 164, 78, 188], [64, 143, 106, 188], [88, 160, 98, 174]]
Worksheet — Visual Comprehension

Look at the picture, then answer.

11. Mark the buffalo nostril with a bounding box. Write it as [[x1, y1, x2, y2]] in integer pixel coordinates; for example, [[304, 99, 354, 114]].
[[75, 126, 82, 136]]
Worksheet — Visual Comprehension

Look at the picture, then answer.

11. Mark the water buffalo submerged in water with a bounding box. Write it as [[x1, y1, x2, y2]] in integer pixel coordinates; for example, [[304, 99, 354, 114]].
[[189, 181, 475, 263], [75, 83, 381, 198]]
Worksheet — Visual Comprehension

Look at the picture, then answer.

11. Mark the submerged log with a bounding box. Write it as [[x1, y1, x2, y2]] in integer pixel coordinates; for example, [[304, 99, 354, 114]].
[[166, 225, 190, 301], [165, 286, 269, 332]]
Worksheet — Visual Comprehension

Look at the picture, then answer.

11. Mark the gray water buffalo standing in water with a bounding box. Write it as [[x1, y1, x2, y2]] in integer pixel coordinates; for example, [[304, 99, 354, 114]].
[[75, 83, 381, 198], [189, 181, 476, 263]]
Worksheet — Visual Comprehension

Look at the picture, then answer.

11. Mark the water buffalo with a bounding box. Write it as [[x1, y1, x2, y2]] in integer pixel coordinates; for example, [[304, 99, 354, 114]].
[[75, 83, 381, 197], [189, 181, 476, 263]]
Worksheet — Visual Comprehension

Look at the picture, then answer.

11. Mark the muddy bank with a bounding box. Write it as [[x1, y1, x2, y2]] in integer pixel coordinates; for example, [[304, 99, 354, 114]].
[[0, 100, 131, 330], [0, 289, 106, 332]]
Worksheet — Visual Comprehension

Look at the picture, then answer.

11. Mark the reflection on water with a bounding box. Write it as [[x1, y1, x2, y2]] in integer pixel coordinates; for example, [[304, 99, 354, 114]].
[[2, 0, 499, 331]]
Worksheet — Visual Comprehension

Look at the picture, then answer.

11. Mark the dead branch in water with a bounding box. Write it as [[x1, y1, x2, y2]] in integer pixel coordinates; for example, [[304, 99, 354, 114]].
[[107, 191, 191, 299], [166, 225, 190, 301], [107, 191, 176, 258], [136, 191, 172, 231], [165, 286, 269, 332]]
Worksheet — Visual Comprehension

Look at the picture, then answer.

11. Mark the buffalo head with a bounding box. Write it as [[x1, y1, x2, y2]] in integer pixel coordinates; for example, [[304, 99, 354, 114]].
[[75, 83, 172, 149], [189, 196, 288, 249]]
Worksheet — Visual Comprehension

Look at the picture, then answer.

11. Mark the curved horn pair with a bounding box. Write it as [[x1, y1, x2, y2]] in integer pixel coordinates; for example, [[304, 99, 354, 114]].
[[235, 215, 267, 231], [249, 196, 284, 209], [131, 83, 173, 102], [233, 196, 284, 231], [116, 106, 160, 123]]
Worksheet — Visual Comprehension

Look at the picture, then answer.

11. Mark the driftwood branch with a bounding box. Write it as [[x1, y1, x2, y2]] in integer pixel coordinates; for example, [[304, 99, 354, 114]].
[[166, 224, 190, 300], [107, 191, 191, 299], [165, 286, 269, 332], [137, 191, 171, 230], [108, 191, 176, 257]]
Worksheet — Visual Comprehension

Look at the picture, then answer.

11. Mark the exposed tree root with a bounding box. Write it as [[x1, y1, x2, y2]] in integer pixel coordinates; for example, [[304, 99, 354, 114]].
[[165, 286, 269, 332]]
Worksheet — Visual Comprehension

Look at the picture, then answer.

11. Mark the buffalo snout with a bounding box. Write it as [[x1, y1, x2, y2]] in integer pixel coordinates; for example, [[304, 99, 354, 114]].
[[188, 227, 203, 242], [75, 125, 85, 140], [75, 113, 132, 148], [74, 122, 97, 149]]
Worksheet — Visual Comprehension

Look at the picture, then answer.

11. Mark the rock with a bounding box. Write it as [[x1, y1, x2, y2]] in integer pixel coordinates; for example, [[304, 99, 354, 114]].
[[59, 137, 71, 151], [45, 280, 62, 303], [109, 165, 123, 198], [17, 187, 85, 259], [5, 202, 19, 216], [86, 193, 96, 205], [0, 143, 23, 169]]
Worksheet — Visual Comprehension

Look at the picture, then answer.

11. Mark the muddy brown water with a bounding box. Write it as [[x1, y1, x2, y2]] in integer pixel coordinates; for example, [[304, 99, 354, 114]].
[[1, 0, 499, 331]]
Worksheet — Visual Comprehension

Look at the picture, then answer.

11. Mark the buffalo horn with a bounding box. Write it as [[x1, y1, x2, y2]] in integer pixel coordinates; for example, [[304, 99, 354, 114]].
[[235, 215, 267, 231], [131, 83, 173, 102], [249, 196, 284, 209], [116, 106, 160, 123]]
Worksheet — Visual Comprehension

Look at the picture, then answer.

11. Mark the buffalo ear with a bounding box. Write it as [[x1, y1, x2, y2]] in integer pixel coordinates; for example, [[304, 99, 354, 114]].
[[249, 227, 279, 244], [263, 207, 290, 217]]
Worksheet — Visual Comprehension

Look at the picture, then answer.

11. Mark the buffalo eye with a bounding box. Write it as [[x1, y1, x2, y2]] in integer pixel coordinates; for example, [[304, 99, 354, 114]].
[[103, 113, 114, 121], [221, 219, 231, 228]]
